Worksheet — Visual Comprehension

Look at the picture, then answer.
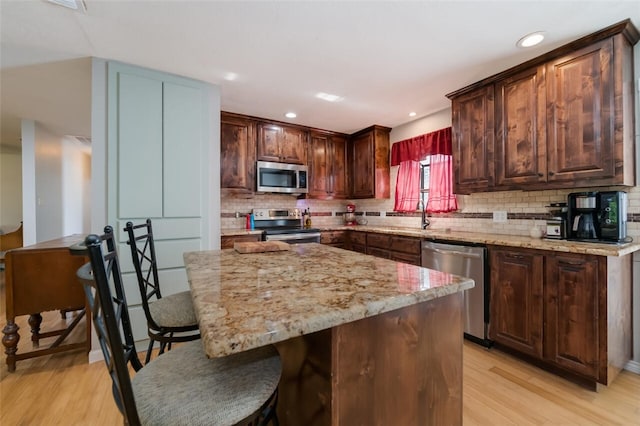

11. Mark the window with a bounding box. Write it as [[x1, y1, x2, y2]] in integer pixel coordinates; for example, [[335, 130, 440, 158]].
[[419, 158, 430, 210]]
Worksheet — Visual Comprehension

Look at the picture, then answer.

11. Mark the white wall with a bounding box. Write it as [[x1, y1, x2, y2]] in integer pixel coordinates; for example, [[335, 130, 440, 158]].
[[0, 147, 22, 232], [21, 120, 36, 245], [61, 137, 91, 235], [34, 124, 64, 242], [19, 120, 91, 244]]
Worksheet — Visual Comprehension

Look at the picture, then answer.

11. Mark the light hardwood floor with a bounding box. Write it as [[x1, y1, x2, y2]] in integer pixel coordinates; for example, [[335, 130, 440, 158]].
[[1, 272, 639, 425]]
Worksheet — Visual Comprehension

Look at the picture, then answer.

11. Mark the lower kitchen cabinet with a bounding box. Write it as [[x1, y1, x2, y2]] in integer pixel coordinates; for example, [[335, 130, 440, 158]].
[[346, 231, 366, 254], [488, 246, 631, 388], [544, 253, 602, 379], [221, 234, 262, 249], [489, 248, 544, 358], [320, 231, 347, 248], [345, 231, 421, 266]]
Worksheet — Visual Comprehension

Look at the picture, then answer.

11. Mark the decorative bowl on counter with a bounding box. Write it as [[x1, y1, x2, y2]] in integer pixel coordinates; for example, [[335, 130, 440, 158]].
[[356, 217, 368, 226]]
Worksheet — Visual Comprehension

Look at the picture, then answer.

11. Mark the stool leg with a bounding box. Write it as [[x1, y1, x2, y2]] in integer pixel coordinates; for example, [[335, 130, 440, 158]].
[[145, 339, 155, 364]]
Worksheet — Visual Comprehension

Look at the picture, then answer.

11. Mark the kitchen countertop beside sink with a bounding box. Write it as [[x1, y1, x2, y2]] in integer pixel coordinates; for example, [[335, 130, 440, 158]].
[[222, 226, 640, 257]]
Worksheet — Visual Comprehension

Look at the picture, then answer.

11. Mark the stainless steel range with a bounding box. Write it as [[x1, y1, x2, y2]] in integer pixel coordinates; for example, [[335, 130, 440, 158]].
[[253, 208, 321, 244]]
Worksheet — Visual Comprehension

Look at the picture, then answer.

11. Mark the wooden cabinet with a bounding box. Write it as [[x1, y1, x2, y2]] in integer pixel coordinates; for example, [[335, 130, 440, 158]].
[[544, 253, 602, 379], [451, 86, 494, 193], [488, 245, 631, 388], [320, 231, 347, 248], [221, 112, 256, 193], [546, 38, 621, 185], [257, 123, 307, 164], [489, 248, 544, 358], [495, 66, 547, 188], [308, 131, 348, 199], [448, 20, 638, 193], [221, 233, 262, 249], [349, 126, 391, 199], [346, 231, 367, 254], [344, 231, 421, 266]]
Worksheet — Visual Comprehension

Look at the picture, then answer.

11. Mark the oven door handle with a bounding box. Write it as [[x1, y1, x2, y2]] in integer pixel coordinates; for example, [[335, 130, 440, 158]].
[[266, 232, 321, 241]]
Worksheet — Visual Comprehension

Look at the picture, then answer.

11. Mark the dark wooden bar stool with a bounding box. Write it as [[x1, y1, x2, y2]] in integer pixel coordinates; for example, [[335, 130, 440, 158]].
[[78, 227, 280, 425], [124, 219, 200, 364]]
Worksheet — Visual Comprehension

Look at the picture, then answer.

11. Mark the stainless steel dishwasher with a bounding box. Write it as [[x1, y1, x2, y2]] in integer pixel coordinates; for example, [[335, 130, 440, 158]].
[[421, 240, 490, 347]]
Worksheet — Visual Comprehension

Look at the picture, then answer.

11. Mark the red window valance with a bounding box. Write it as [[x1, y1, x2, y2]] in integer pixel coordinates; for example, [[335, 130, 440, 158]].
[[390, 127, 452, 166]]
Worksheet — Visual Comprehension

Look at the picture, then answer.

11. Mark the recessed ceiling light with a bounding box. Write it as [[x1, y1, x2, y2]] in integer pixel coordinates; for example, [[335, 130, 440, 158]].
[[316, 92, 343, 102], [285, 112, 297, 118], [409, 112, 417, 117], [516, 31, 545, 48], [224, 72, 238, 81]]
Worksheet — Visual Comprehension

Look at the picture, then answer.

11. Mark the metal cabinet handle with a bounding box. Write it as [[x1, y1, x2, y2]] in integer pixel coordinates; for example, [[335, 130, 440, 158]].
[[425, 247, 483, 259]]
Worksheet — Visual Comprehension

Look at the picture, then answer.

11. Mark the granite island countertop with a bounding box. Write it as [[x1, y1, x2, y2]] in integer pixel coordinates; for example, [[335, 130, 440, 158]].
[[184, 243, 474, 358]]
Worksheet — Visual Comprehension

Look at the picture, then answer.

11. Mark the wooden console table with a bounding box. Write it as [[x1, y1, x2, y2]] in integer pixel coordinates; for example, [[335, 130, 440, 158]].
[[2, 235, 90, 372]]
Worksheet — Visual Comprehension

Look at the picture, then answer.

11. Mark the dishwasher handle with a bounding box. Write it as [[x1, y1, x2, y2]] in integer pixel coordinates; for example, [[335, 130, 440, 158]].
[[423, 246, 484, 259]]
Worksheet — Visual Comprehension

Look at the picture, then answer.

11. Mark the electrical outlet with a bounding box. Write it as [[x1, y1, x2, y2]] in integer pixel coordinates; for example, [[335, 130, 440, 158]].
[[493, 211, 507, 222]]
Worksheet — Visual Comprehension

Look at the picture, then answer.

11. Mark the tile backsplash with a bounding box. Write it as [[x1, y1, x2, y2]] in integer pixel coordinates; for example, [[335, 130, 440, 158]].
[[221, 178, 640, 240]]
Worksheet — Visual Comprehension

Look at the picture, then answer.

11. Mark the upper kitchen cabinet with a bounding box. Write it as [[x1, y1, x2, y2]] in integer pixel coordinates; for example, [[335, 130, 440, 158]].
[[308, 131, 348, 199], [451, 86, 495, 193], [221, 112, 256, 194], [495, 66, 547, 188], [349, 125, 391, 199], [546, 37, 631, 186], [257, 122, 307, 165], [447, 19, 639, 193]]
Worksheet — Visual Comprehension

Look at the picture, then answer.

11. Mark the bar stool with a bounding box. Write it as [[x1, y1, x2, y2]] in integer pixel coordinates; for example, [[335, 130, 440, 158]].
[[124, 219, 200, 363], [77, 228, 280, 425]]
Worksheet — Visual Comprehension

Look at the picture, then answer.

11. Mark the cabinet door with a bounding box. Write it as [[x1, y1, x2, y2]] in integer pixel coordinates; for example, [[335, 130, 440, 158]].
[[257, 123, 282, 163], [495, 66, 547, 187], [546, 38, 615, 183], [331, 135, 348, 199], [280, 126, 307, 164], [451, 86, 495, 193], [350, 131, 375, 198], [308, 133, 331, 198], [221, 113, 256, 193], [489, 248, 544, 358], [545, 253, 601, 379]]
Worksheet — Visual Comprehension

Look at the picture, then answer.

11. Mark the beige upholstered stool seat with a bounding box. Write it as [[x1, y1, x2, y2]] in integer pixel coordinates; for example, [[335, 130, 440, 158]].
[[133, 342, 281, 426], [148, 290, 198, 327]]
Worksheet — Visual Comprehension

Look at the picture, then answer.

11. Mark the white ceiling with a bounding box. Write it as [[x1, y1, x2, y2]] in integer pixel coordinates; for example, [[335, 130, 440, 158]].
[[1, 0, 639, 148]]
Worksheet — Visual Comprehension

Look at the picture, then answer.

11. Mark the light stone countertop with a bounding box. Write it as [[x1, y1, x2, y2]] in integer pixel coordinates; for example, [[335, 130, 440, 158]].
[[318, 226, 640, 257], [221, 226, 640, 257], [220, 229, 264, 237], [184, 243, 474, 358]]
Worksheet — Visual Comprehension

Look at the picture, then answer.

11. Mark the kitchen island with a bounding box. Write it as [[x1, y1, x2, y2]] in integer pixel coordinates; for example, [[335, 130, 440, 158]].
[[184, 243, 474, 425]]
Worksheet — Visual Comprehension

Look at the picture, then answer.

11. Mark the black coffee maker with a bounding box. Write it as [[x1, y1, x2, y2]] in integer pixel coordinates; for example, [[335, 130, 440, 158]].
[[567, 191, 628, 242]]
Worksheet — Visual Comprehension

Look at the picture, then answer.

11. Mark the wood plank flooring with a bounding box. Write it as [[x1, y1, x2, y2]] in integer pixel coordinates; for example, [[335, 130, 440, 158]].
[[1, 271, 639, 425]]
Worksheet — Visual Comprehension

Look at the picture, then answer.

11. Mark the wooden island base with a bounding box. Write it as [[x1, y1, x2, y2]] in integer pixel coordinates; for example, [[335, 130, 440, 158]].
[[275, 292, 463, 426]]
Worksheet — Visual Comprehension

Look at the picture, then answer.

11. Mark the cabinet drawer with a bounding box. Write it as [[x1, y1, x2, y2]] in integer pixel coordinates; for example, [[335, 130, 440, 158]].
[[367, 233, 391, 249], [321, 231, 346, 245], [389, 236, 421, 255], [349, 232, 367, 246]]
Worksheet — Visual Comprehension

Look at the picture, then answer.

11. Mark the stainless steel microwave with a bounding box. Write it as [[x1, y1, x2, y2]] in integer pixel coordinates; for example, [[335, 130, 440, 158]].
[[256, 161, 308, 194]]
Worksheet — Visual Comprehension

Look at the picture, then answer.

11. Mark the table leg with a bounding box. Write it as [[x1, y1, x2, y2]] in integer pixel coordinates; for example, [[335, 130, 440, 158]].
[[2, 320, 20, 373], [29, 313, 42, 347]]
